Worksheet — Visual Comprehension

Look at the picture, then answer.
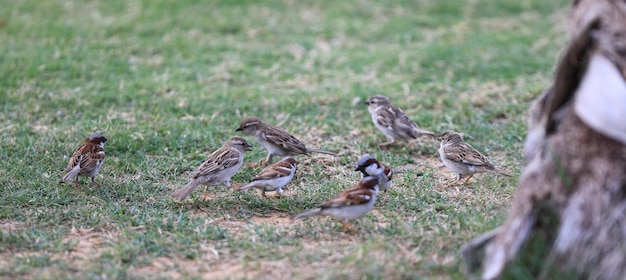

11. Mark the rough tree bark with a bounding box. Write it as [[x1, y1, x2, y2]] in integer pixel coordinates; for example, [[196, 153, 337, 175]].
[[462, 1, 626, 279]]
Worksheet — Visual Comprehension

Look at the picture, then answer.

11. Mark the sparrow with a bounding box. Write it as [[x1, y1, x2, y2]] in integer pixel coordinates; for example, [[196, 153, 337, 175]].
[[236, 157, 297, 198], [172, 136, 252, 201], [437, 130, 512, 185], [364, 95, 435, 147], [235, 116, 336, 164], [59, 133, 108, 187], [354, 154, 393, 193], [291, 176, 379, 232]]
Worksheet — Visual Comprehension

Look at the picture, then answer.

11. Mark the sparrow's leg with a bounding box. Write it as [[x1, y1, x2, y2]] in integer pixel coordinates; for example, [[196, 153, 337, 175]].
[[380, 190, 388, 204], [339, 220, 358, 233], [74, 177, 80, 187], [261, 190, 267, 199], [446, 177, 462, 187], [261, 153, 274, 165], [377, 140, 396, 147], [91, 177, 101, 187], [201, 185, 210, 201], [263, 190, 282, 199], [462, 175, 474, 184]]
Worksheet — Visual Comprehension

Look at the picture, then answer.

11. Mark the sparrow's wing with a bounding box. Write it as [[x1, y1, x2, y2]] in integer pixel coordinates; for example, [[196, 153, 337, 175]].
[[251, 159, 294, 181], [319, 187, 375, 208], [261, 125, 308, 154], [67, 143, 105, 171], [443, 143, 494, 168], [392, 109, 421, 138], [375, 106, 399, 130], [193, 147, 241, 178], [66, 144, 88, 171]]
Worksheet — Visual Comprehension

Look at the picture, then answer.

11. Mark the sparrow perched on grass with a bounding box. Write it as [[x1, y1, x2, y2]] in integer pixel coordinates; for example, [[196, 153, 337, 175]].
[[291, 176, 379, 232], [236, 157, 297, 198], [437, 130, 511, 185], [354, 154, 393, 193], [235, 116, 336, 164], [59, 133, 108, 187], [364, 95, 435, 147], [172, 136, 252, 201]]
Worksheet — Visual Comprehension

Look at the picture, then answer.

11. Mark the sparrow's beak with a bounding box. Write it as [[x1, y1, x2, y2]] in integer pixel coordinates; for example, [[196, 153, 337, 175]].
[[235, 126, 243, 132], [354, 165, 367, 173], [245, 143, 253, 151], [364, 101, 370, 105]]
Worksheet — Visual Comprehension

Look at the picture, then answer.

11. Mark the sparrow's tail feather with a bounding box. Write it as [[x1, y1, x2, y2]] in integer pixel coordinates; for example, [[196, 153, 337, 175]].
[[172, 180, 201, 201], [237, 181, 258, 191], [495, 169, 513, 177], [291, 208, 322, 221], [59, 167, 80, 184], [307, 148, 337, 156], [414, 128, 436, 137]]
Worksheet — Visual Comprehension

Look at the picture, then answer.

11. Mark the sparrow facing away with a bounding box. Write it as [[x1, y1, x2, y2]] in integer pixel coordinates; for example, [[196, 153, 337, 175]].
[[235, 116, 336, 164], [364, 95, 435, 147], [236, 156, 297, 198], [437, 130, 512, 185], [354, 154, 393, 193], [172, 136, 252, 201], [59, 133, 108, 187], [291, 176, 379, 232]]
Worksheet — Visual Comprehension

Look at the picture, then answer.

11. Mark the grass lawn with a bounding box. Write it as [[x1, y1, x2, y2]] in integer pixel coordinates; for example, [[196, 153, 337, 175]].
[[1, 0, 567, 279]]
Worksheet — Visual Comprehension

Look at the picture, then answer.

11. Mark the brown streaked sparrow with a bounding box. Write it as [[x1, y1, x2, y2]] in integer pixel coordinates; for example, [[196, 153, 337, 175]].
[[437, 130, 512, 185], [291, 176, 379, 232], [354, 154, 393, 193], [59, 133, 108, 187], [235, 116, 336, 164], [236, 156, 297, 198], [172, 136, 252, 201], [364, 94, 435, 147]]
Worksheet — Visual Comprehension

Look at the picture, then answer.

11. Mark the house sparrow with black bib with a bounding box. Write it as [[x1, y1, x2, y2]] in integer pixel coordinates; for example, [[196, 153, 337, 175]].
[[292, 176, 379, 232], [354, 154, 394, 193], [59, 133, 108, 187]]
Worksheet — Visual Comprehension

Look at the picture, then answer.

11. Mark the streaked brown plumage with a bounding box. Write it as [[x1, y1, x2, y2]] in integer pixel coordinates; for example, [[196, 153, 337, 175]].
[[236, 156, 297, 198], [172, 136, 252, 201], [236, 116, 336, 164], [59, 133, 108, 187], [437, 130, 512, 185], [292, 176, 379, 232], [364, 95, 435, 147]]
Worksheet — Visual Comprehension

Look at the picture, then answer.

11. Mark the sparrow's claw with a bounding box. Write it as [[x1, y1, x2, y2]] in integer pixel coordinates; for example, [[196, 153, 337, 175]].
[[340, 221, 359, 233], [377, 140, 396, 147]]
